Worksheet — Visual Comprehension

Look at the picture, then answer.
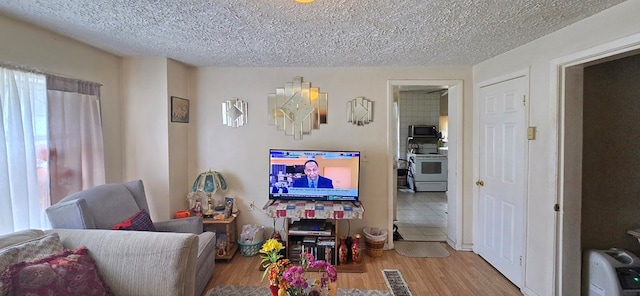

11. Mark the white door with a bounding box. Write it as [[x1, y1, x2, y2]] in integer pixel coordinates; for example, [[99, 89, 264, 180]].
[[476, 76, 528, 287]]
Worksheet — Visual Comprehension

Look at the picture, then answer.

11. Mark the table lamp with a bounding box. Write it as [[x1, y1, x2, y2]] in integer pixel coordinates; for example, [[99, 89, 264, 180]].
[[191, 170, 227, 218]]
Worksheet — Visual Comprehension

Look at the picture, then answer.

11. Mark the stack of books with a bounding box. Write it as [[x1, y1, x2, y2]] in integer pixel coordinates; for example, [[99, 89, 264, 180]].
[[288, 239, 303, 264], [288, 236, 336, 265], [316, 237, 336, 265], [302, 236, 317, 258]]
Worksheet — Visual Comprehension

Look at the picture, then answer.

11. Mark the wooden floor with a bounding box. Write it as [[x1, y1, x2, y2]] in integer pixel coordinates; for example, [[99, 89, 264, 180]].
[[203, 243, 522, 296]]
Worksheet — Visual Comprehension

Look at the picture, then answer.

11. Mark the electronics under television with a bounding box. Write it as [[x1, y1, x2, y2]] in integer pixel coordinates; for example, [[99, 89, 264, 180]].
[[269, 149, 361, 201]]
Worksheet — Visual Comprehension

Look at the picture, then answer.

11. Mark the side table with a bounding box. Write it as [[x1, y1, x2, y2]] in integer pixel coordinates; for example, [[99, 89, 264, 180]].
[[203, 215, 238, 261]]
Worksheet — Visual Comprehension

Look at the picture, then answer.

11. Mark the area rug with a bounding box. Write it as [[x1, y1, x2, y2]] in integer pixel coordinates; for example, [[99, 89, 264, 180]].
[[394, 241, 450, 258], [208, 285, 391, 296], [395, 227, 446, 242], [382, 269, 413, 296]]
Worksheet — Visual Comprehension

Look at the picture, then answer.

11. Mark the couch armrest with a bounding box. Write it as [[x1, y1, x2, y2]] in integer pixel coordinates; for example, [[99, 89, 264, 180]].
[[45, 198, 96, 229], [154, 217, 203, 234], [48, 229, 198, 296]]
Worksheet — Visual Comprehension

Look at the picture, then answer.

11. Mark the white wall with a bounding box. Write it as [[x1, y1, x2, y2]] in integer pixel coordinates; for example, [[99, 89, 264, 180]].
[[0, 13, 123, 184], [121, 57, 171, 221], [473, 1, 640, 295], [168, 59, 194, 215], [191, 67, 474, 242]]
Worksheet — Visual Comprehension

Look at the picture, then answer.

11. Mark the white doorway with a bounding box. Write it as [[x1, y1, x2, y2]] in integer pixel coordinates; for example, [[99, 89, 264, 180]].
[[553, 33, 640, 296], [474, 72, 529, 288], [387, 80, 463, 250]]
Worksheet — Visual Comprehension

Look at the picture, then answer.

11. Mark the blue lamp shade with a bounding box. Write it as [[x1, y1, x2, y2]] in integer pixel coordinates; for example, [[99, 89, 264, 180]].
[[192, 170, 227, 194]]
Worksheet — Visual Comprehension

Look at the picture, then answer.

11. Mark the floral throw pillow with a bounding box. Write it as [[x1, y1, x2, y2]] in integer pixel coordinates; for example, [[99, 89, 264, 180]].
[[0, 232, 64, 295], [111, 209, 156, 231], [0, 233, 63, 275], [0, 246, 113, 296]]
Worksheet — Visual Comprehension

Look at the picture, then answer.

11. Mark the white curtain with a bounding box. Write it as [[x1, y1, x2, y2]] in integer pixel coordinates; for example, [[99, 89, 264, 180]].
[[0, 68, 49, 235], [46, 75, 105, 204]]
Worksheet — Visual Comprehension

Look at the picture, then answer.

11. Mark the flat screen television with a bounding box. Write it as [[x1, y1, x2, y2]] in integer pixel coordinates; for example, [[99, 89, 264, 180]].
[[269, 149, 361, 201]]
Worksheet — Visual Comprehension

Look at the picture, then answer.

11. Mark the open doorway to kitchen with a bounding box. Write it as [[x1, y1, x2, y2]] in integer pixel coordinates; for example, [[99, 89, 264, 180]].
[[387, 80, 462, 249]]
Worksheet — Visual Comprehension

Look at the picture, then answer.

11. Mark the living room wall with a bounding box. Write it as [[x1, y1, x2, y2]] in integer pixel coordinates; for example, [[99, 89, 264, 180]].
[[190, 67, 473, 245], [0, 13, 475, 242], [167, 59, 194, 218], [121, 57, 172, 221], [473, 1, 640, 295]]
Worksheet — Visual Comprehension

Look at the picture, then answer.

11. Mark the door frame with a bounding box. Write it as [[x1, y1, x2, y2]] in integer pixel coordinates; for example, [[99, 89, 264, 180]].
[[473, 68, 530, 287], [387, 79, 464, 250], [551, 32, 640, 296]]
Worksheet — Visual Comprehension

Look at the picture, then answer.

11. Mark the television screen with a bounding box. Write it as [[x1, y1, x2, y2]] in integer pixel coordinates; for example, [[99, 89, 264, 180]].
[[269, 149, 361, 201]]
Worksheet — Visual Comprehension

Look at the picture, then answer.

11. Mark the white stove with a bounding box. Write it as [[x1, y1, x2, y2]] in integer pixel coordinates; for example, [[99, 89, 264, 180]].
[[407, 152, 448, 192]]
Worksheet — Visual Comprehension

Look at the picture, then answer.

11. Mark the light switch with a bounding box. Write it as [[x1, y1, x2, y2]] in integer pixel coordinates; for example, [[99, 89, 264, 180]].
[[527, 126, 536, 140]]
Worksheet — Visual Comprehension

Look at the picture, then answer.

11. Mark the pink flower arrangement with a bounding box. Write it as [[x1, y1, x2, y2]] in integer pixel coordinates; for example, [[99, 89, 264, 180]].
[[261, 238, 337, 296], [282, 252, 337, 296]]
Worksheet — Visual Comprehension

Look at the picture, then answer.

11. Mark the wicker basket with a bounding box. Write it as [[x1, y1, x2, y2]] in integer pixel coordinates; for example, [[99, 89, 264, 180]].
[[365, 237, 385, 257], [238, 239, 263, 257]]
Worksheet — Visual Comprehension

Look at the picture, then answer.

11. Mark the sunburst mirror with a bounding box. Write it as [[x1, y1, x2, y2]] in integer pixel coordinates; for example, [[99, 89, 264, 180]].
[[268, 77, 327, 139]]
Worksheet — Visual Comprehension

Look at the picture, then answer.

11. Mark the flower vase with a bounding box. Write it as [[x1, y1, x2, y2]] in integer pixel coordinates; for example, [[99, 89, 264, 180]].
[[351, 234, 361, 263], [269, 285, 279, 296], [338, 236, 347, 265]]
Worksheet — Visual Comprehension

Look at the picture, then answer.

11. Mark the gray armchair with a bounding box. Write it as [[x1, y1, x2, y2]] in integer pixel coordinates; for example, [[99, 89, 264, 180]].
[[45, 179, 215, 296]]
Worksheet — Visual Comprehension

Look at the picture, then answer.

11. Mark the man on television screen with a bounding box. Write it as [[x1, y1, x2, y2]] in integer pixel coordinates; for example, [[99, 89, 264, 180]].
[[292, 159, 334, 188]]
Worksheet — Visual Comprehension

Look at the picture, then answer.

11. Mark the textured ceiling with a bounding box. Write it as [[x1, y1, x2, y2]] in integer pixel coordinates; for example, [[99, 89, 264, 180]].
[[0, 0, 627, 67]]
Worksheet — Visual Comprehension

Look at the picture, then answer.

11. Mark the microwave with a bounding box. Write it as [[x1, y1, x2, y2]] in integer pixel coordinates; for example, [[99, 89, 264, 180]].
[[408, 125, 438, 138]]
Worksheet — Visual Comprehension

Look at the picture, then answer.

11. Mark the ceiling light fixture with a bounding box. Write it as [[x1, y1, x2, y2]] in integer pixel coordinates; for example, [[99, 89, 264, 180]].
[[294, 0, 314, 3]]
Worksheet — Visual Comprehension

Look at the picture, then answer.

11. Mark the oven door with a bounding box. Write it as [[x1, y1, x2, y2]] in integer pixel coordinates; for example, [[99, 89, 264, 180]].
[[411, 156, 447, 182]]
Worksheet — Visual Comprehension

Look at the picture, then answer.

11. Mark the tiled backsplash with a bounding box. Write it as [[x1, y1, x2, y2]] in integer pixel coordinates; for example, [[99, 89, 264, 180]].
[[399, 91, 441, 156]]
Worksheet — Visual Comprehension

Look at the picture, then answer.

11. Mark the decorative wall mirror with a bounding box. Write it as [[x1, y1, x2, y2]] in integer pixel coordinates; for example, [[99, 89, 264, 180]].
[[268, 77, 327, 139], [347, 97, 373, 126], [222, 98, 248, 127]]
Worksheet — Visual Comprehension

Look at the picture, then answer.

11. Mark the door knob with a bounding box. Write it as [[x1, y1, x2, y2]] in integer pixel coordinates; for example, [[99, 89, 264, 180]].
[[476, 180, 484, 187]]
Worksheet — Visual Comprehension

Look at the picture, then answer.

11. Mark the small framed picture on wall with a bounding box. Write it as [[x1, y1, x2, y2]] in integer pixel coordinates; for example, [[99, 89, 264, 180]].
[[171, 96, 190, 123]]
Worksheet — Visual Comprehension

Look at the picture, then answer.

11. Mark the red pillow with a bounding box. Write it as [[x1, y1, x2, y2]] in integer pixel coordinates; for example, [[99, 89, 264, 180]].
[[0, 246, 113, 296], [112, 209, 156, 231]]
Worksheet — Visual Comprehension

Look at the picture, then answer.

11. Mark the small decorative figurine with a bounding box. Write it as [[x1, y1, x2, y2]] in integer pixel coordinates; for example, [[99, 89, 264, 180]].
[[193, 201, 203, 217], [274, 230, 282, 242], [217, 242, 226, 256]]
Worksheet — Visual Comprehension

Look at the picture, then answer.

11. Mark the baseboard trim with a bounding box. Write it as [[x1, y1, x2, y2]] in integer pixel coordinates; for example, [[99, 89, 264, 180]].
[[521, 286, 538, 296], [460, 243, 473, 251], [446, 238, 457, 250]]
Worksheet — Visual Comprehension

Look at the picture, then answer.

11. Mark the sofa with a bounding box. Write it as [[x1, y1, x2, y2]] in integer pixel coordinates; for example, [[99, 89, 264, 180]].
[[0, 229, 203, 296], [44, 180, 216, 296]]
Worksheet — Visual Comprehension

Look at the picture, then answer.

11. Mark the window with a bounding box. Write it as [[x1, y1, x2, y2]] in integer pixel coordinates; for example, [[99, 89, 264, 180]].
[[0, 68, 50, 234], [0, 67, 105, 235]]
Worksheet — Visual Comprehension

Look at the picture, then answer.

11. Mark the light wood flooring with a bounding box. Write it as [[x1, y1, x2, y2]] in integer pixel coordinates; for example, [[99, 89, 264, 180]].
[[203, 242, 522, 296]]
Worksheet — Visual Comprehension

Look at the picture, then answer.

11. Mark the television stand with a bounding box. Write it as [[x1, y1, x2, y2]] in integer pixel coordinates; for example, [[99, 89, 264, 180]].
[[262, 200, 366, 273]]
